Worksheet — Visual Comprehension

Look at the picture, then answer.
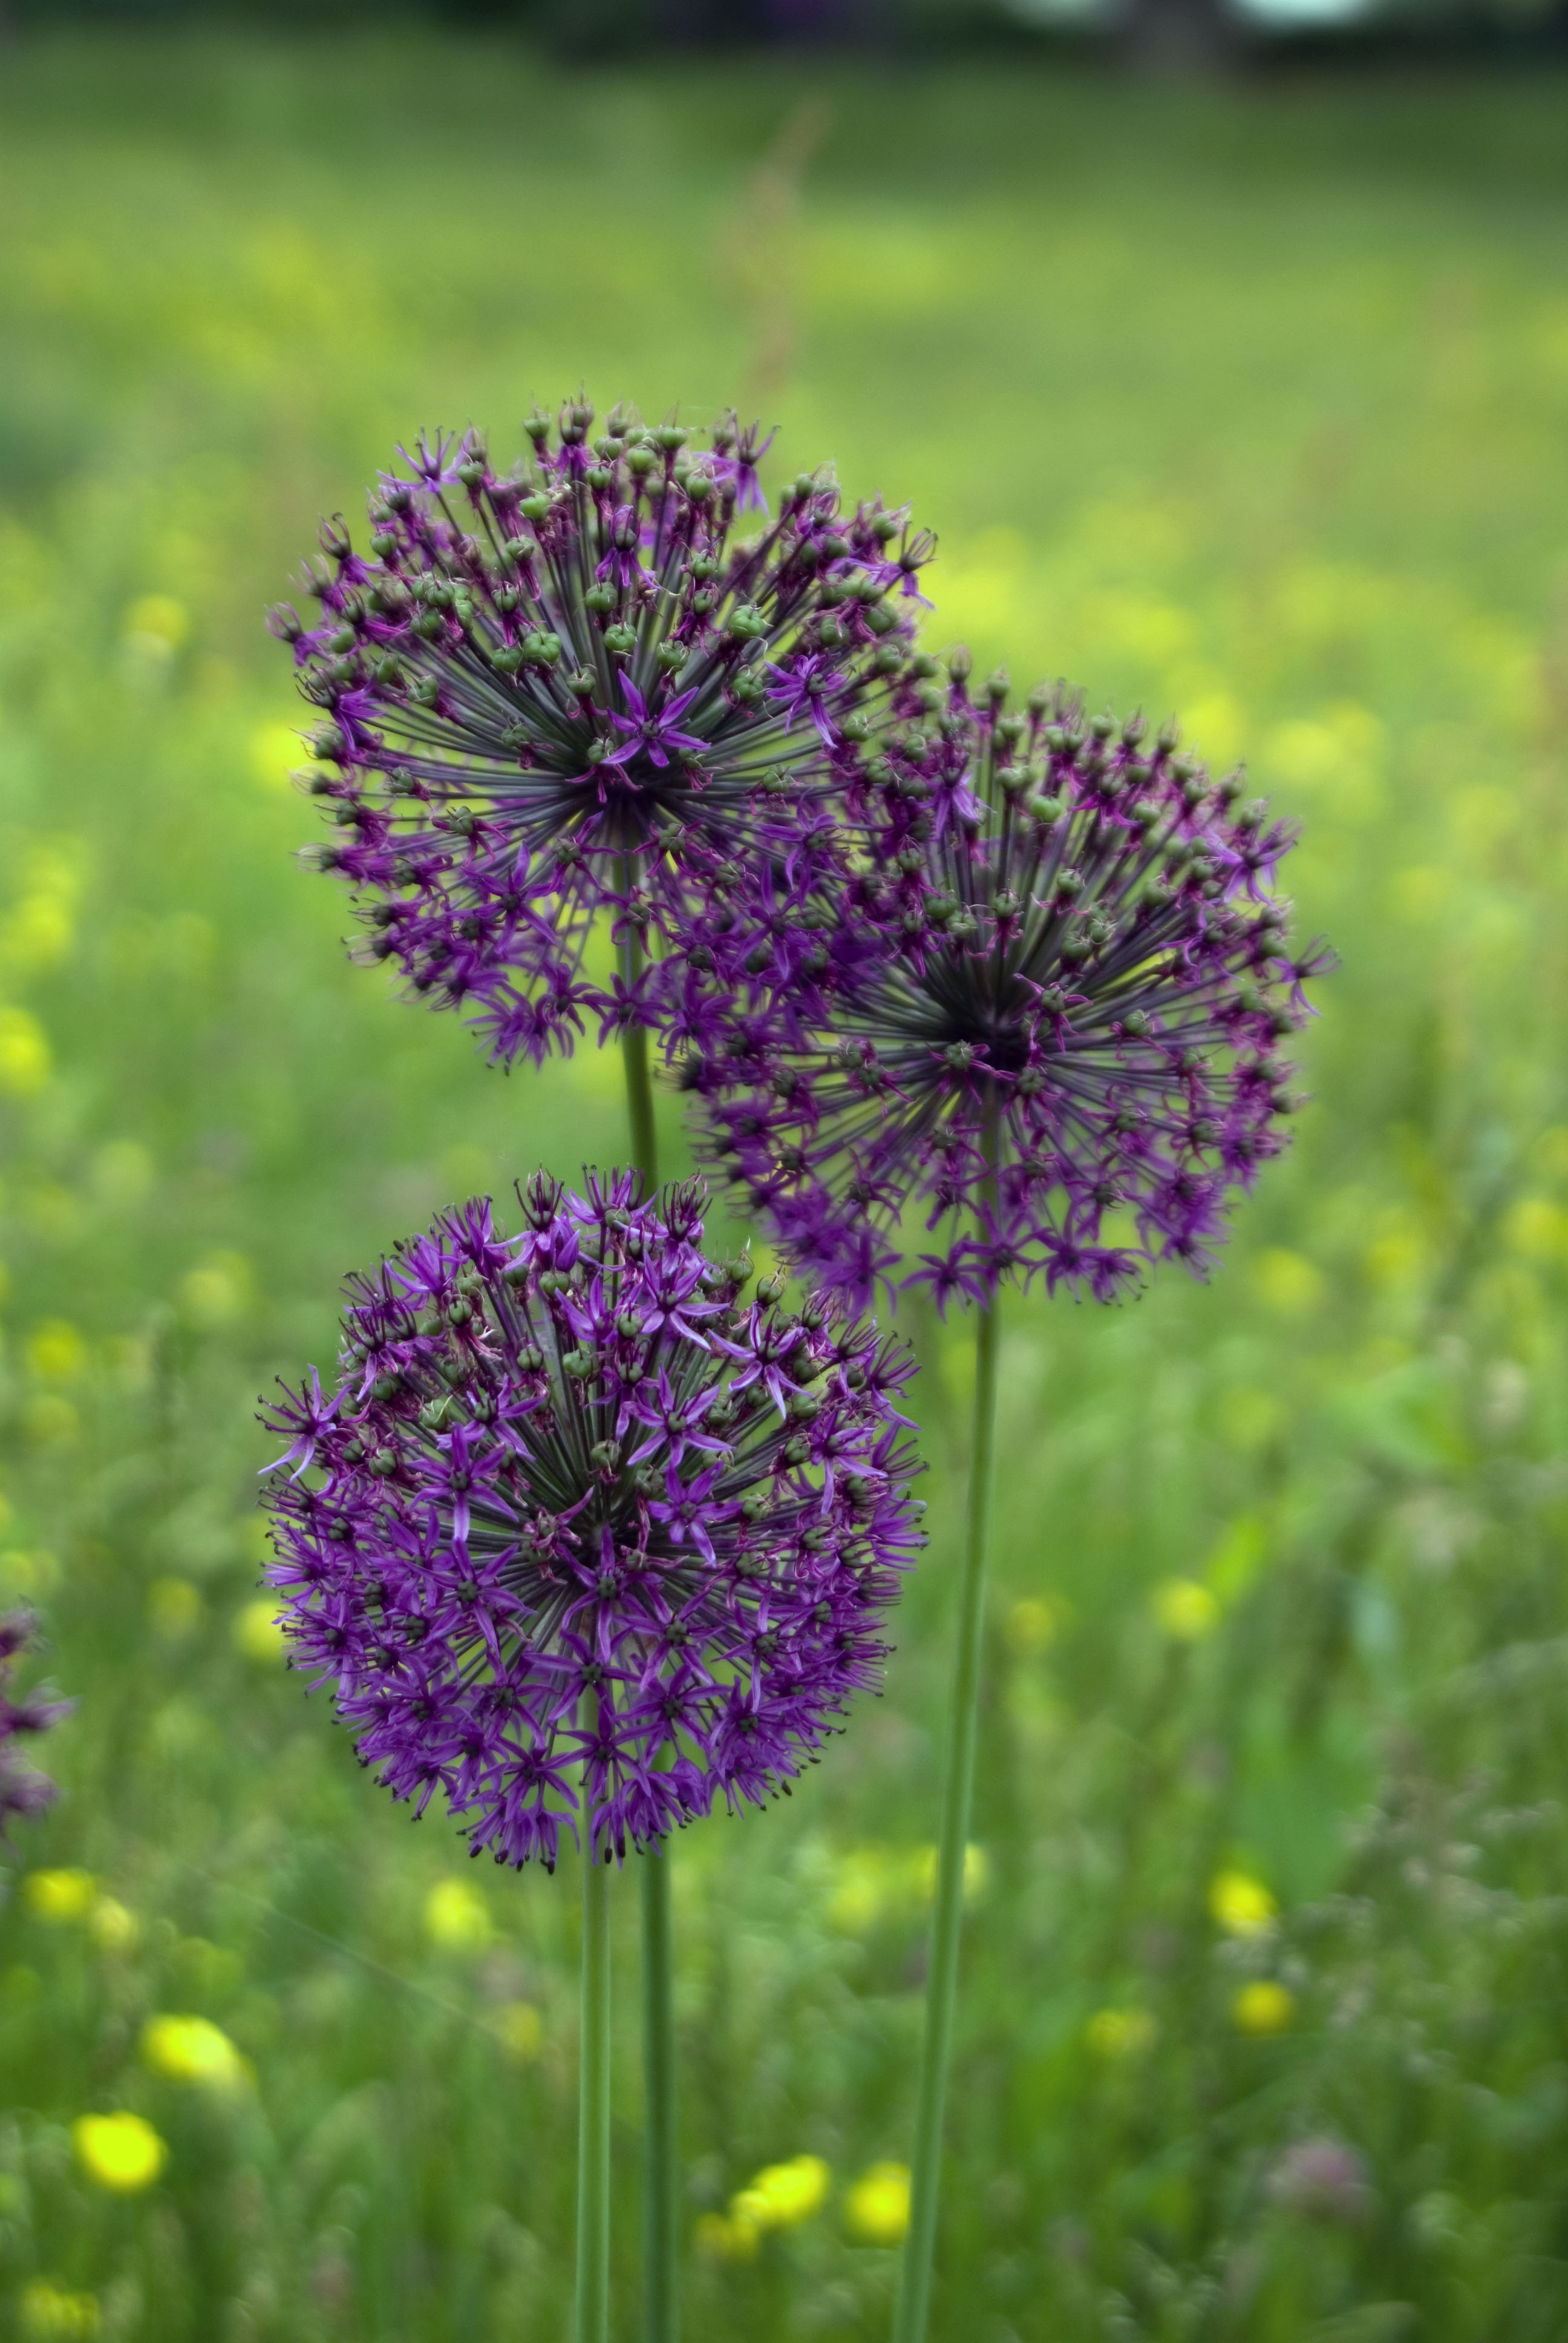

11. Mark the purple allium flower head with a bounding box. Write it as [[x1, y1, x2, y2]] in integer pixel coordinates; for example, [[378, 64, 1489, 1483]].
[[269, 398, 929, 1067], [0, 1607, 73, 1838], [259, 1173, 923, 1866], [681, 657, 1333, 1311]]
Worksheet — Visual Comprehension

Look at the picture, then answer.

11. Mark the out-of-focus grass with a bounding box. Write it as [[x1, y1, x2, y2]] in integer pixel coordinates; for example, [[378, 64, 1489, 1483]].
[[2, 30, 1568, 2341]]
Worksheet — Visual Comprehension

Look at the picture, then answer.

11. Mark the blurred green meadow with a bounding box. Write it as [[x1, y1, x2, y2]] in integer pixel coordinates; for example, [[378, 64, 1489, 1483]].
[[2, 27, 1568, 2341]]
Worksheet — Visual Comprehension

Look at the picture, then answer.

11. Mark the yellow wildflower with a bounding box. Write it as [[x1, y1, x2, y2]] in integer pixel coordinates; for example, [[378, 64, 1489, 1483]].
[[1233, 1981, 1296, 2036], [1209, 1870, 1278, 1937], [731, 2153, 831, 2234], [1153, 1579, 1217, 1640], [423, 1878, 493, 1952], [24, 1869, 96, 1924], [73, 2112, 166, 2193], [844, 2161, 912, 2246], [142, 2014, 247, 2090]]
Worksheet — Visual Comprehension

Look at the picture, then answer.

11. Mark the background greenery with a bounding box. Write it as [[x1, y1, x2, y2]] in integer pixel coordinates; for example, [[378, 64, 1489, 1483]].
[[2, 30, 1568, 2341]]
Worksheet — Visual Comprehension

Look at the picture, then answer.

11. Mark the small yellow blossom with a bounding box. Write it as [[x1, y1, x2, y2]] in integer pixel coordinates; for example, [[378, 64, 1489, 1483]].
[[1209, 1870, 1278, 1937], [1153, 1579, 1218, 1641], [424, 1877, 493, 1953], [73, 2111, 166, 2192], [88, 1896, 140, 1955], [1233, 1980, 1296, 2036], [1086, 2007, 1157, 2058], [731, 2154, 831, 2235], [24, 1869, 96, 1924], [0, 1007, 51, 1096], [495, 2001, 543, 2060], [234, 1599, 287, 1663], [142, 2014, 247, 2089], [19, 2278, 100, 2340], [844, 2161, 912, 2246]]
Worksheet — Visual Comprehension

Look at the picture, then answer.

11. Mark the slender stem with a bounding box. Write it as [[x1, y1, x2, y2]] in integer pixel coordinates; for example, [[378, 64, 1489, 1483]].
[[577, 1847, 613, 2343], [615, 867, 680, 2343], [893, 1288, 1004, 2343], [640, 1851, 678, 2343]]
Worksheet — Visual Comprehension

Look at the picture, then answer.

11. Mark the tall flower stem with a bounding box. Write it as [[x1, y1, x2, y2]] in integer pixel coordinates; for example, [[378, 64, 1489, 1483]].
[[618, 883, 679, 2343], [577, 1844, 613, 2343], [893, 1282, 1002, 2343]]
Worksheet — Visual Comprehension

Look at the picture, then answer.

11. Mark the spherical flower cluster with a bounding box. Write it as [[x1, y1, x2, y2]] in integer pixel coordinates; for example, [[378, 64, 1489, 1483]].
[[681, 657, 1333, 1310], [271, 399, 931, 1066], [0, 1607, 71, 1838], [260, 1173, 923, 1866]]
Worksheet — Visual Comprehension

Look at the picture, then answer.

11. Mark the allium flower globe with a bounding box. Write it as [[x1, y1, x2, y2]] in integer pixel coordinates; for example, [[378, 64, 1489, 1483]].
[[271, 399, 930, 1066], [260, 1175, 923, 1866], [683, 658, 1333, 1309]]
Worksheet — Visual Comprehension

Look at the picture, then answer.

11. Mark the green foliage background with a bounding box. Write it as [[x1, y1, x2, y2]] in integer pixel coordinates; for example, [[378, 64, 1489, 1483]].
[[3, 31, 1568, 2342]]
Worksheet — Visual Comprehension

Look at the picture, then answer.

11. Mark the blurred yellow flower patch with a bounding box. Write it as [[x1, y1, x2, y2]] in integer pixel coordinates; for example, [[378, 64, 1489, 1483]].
[[234, 1599, 287, 1663], [826, 1842, 985, 1932], [0, 1006, 51, 1095], [27, 1320, 87, 1382], [88, 1896, 140, 1955], [1233, 1980, 1296, 2035], [423, 1877, 493, 1953], [142, 2014, 249, 2090], [1178, 690, 1244, 770], [844, 2160, 912, 2244], [1251, 1248, 1324, 1317], [19, 2279, 100, 2340], [1209, 1870, 1277, 1936], [24, 1869, 96, 1924], [1154, 1579, 1217, 1640], [1086, 2007, 1157, 2058], [248, 718, 305, 793], [731, 2146, 829, 2240], [913, 1843, 988, 1906], [1504, 1196, 1568, 1265], [0, 1548, 60, 1601], [73, 2111, 166, 2193]]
